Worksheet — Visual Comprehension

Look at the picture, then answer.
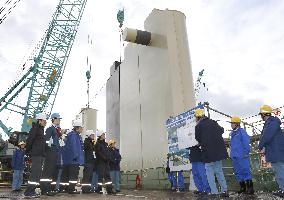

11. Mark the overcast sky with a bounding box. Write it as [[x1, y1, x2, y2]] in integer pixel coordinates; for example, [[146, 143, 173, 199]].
[[0, 0, 284, 135]]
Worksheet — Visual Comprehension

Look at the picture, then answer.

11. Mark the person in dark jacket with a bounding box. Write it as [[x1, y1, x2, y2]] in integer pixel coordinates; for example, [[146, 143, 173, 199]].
[[194, 109, 229, 197], [24, 113, 47, 198], [95, 130, 114, 194], [60, 120, 84, 194], [91, 157, 98, 191], [12, 141, 26, 192], [108, 139, 122, 192], [258, 105, 284, 198], [189, 145, 210, 195], [81, 130, 96, 193], [40, 112, 62, 196], [229, 116, 254, 194]]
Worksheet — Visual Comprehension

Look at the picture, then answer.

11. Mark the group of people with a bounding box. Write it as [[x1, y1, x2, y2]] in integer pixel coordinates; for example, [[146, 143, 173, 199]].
[[186, 105, 284, 198], [12, 104, 284, 198], [11, 112, 121, 198]]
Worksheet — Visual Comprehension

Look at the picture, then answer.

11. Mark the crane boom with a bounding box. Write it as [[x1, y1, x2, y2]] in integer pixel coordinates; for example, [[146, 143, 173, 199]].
[[0, 0, 88, 136]]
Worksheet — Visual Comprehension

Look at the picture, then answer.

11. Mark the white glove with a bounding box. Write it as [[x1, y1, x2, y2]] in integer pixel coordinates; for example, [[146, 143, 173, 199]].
[[48, 138, 53, 147], [93, 152, 96, 158], [59, 139, 65, 147]]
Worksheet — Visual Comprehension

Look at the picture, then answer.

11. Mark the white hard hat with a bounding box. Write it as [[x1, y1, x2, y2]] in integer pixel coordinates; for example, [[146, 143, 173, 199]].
[[96, 130, 105, 137], [72, 120, 83, 127], [36, 113, 47, 120], [85, 130, 94, 137]]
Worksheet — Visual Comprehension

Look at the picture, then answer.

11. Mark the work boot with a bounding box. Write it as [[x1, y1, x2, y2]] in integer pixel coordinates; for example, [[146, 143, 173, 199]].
[[59, 187, 68, 193], [207, 193, 219, 198], [82, 186, 93, 194], [273, 189, 284, 198], [24, 185, 40, 199], [68, 183, 80, 194], [40, 182, 48, 195], [24, 185, 36, 197], [194, 191, 202, 195], [245, 180, 254, 195], [53, 189, 60, 194], [106, 184, 115, 195], [95, 185, 102, 194], [24, 191, 40, 199], [50, 184, 56, 192], [68, 189, 80, 194], [201, 192, 209, 196], [220, 191, 229, 198], [238, 181, 246, 194], [41, 191, 56, 196]]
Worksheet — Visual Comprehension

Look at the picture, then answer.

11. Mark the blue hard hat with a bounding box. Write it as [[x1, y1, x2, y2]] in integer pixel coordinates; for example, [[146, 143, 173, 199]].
[[50, 113, 62, 119]]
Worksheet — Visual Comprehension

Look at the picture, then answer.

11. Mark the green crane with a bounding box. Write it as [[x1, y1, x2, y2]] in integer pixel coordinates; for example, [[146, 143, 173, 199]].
[[0, 0, 88, 138]]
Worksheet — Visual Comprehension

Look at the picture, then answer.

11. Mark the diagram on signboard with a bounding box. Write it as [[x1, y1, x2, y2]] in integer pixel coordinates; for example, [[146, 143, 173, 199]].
[[166, 105, 203, 171]]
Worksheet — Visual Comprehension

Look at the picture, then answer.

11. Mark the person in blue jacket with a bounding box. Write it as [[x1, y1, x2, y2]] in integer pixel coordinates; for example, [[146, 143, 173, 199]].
[[60, 120, 84, 194], [258, 105, 284, 198], [165, 157, 174, 191], [229, 116, 254, 194], [12, 141, 26, 192], [40, 112, 62, 196], [108, 139, 122, 193], [172, 171, 185, 191], [189, 145, 210, 195], [55, 129, 69, 193]]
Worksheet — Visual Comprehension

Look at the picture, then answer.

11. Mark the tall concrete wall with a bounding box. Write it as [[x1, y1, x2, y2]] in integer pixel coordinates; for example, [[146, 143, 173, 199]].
[[106, 61, 121, 147], [119, 9, 195, 171]]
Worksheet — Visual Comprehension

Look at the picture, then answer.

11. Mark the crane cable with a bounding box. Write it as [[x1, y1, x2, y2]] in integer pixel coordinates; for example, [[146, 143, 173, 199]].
[[0, 0, 23, 25]]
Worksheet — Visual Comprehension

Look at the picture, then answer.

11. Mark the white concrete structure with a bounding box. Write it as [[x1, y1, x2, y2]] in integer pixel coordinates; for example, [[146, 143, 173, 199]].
[[107, 9, 195, 171], [106, 62, 121, 146], [76, 107, 97, 140]]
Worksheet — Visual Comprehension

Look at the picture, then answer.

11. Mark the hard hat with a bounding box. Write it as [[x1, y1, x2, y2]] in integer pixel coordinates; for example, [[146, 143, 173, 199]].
[[36, 113, 47, 120], [230, 116, 241, 123], [96, 130, 105, 137], [108, 139, 116, 145], [194, 109, 205, 117], [72, 120, 83, 127], [259, 105, 272, 114], [85, 130, 94, 137], [50, 113, 62, 119], [18, 141, 26, 146]]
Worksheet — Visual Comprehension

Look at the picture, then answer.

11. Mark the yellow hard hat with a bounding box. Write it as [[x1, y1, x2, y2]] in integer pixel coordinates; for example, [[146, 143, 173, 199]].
[[194, 109, 205, 117], [230, 116, 241, 123], [108, 139, 116, 146], [18, 141, 26, 146], [259, 105, 272, 114]]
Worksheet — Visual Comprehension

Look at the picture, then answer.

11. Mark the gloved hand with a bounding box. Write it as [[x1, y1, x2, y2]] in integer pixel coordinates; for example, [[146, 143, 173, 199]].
[[59, 139, 65, 147], [48, 138, 53, 147]]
